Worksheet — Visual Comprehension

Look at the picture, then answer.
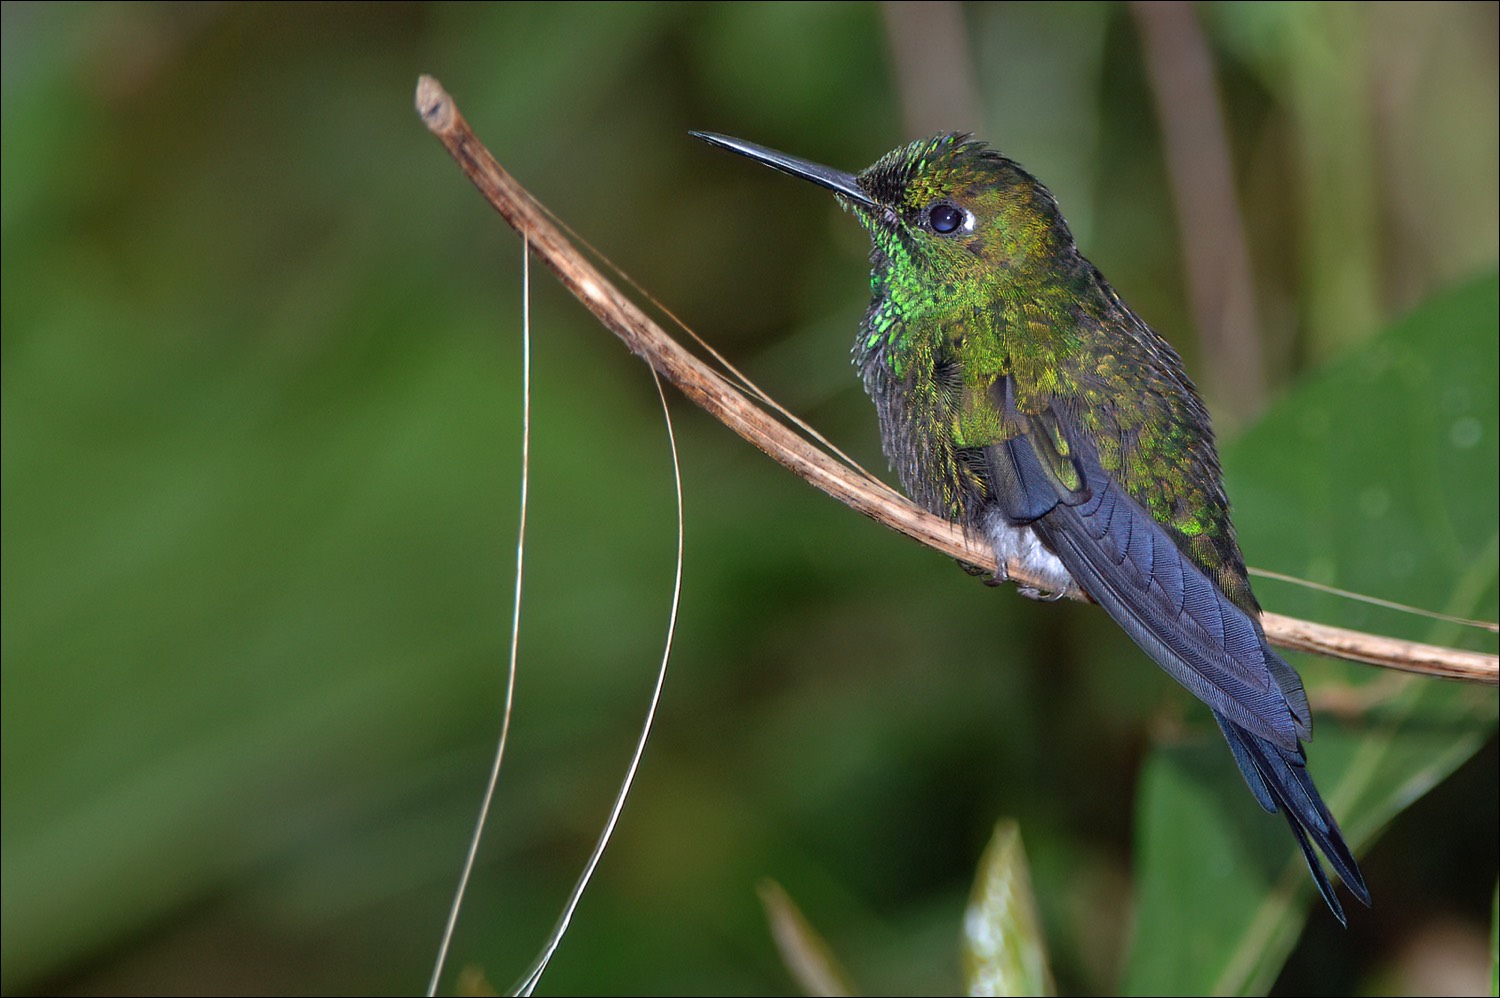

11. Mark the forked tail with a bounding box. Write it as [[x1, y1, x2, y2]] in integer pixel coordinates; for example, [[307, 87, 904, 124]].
[[1213, 712, 1371, 924]]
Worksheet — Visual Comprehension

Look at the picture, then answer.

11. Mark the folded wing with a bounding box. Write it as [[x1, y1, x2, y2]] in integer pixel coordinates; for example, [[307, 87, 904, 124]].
[[983, 391, 1368, 915], [985, 403, 1307, 751]]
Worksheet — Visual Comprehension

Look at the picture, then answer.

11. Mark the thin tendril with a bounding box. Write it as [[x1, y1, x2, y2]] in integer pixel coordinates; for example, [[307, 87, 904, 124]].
[[1248, 567, 1498, 632], [426, 233, 534, 997], [511, 366, 686, 997], [533, 199, 877, 483]]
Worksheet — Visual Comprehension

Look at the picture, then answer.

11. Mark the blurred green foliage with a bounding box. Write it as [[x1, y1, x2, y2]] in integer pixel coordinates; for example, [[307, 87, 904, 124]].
[[2, 3, 1495, 995]]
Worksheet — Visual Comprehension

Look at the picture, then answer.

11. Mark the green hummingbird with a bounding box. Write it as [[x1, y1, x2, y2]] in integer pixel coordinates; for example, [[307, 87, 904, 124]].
[[692, 131, 1369, 923]]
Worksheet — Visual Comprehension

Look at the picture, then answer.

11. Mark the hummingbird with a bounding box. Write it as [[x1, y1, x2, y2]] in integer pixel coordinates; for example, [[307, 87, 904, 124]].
[[692, 131, 1370, 923]]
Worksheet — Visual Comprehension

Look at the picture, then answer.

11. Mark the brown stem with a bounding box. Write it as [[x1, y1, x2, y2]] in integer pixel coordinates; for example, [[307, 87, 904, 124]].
[[1131, 0, 1266, 426], [414, 76, 1497, 687], [881, 1, 985, 136]]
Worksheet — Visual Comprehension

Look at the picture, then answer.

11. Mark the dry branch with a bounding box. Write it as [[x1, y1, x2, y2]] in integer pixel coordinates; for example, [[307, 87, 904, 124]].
[[414, 75, 1497, 687]]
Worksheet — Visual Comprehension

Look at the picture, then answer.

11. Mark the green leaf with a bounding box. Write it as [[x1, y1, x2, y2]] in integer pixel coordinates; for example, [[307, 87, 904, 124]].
[[962, 820, 1054, 997], [1123, 274, 1500, 995]]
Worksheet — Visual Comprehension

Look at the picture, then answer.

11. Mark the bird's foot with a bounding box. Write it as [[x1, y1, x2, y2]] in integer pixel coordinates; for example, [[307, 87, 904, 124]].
[[1017, 583, 1070, 602], [956, 559, 1004, 587], [961, 558, 1071, 599], [990, 558, 1068, 601]]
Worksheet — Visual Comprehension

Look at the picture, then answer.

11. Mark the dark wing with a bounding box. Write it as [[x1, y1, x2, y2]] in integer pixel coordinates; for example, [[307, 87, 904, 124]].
[[985, 394, 1368, 913], [984, 399, 1308, 750]]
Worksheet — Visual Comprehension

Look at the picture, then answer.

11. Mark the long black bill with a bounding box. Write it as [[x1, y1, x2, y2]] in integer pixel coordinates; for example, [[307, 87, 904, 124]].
[[690, 131, 876, 208]]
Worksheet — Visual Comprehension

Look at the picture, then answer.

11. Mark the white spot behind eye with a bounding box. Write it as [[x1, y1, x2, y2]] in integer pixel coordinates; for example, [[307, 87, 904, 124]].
[[928, 202, 975, 235]]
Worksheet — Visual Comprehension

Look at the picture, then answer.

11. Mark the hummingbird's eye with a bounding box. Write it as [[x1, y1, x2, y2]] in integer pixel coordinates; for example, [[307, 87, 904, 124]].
[[927, 202, 968, 235]]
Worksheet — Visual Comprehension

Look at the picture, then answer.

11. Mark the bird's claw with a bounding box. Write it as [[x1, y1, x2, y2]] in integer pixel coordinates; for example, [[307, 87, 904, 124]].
[[1017, 584, 1070, 602], [960, 558, 1069, 599], [956, 559, 1004, 587], [1005, 560, 1071, 602]]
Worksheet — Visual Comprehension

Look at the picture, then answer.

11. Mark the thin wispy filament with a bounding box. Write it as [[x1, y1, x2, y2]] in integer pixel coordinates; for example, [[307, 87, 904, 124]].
[[427, 233, 534, 997]]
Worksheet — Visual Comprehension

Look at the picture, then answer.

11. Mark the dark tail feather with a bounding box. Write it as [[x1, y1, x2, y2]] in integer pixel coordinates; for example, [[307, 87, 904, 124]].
[[1213, 712, 1372, 924]]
